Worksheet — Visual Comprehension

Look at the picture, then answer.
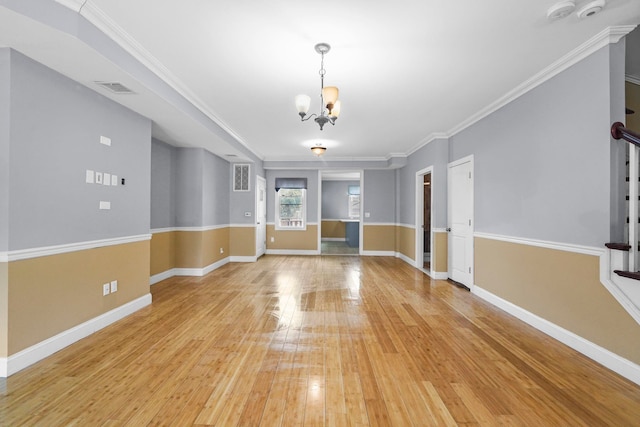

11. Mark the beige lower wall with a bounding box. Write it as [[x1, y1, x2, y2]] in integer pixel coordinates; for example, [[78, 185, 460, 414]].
[[267, 225, 318, 250], [396, 225, 415, 261], [321, 220, 346, 239], [362, 225, 395, 252], [230, 227, 256, 257], [173, 228, 229, 269], [202, 228, 230, 267], [433, 231, 448, 273], [6, 240, 150, 355], [150, 231, 175, 276], [475, 237, 640, 365], [0, 262, 7, 357]]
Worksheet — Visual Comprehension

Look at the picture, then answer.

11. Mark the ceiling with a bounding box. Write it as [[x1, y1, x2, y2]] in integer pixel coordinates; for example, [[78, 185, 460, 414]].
[[1, 0, 639, 164]]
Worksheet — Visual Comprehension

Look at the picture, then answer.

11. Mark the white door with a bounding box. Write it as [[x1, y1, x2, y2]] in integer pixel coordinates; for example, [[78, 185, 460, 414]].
[[256, 176, 267, 257], [448, 157, 473, 287]]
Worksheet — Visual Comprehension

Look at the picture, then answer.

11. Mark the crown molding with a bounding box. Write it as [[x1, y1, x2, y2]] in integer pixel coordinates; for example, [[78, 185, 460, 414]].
[[58, 0, 262, 161], [406, 25, 638, 158]]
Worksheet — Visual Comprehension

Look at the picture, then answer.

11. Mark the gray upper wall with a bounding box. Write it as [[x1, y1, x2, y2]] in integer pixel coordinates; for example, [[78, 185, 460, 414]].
[[362, 170, 396, 223], [397, 138, 449, 228], [449, 44, 620, 247], [174, 148, 204, 228], [266, 170, 319, 224], [7, 49, 151, 250], [321, 181, 359, 220], [0, 49, 9, 251], [203, 150, 230, 226], [150, 139, 176, 230]]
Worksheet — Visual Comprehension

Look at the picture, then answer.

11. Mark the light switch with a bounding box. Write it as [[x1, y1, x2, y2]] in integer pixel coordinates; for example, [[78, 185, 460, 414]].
[[365, 212, 371, 218], [99, 201, 111, 210], [244, 212, 251, 217], [100, 136, 111, 146], [111, 174, 118, 186], [110, 280, 118, 293], [103, 173, 111, 186], [86, 170, 95, 184], [95, 172, 103, 184]]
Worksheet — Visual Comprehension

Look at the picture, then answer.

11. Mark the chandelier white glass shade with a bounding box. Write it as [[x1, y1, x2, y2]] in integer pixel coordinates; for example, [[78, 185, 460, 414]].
[[296, 43, 341, 131]]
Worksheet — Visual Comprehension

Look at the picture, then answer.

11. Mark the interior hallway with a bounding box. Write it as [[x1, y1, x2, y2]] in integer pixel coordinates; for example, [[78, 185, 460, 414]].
[[1, 255, 639, 425]]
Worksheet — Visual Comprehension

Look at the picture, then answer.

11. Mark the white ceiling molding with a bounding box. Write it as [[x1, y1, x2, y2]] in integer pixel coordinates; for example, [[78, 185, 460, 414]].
[[72, 1, 262, 160], [445, 25, 637, 141], [628, 75, 640, 86]]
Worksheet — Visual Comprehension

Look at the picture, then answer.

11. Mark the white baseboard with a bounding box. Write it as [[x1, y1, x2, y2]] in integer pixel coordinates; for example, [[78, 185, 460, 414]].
[[150, 269, 175, 285], [230, 256, 258, 263], [150, 257, 235, 285], [265, 249, 320, 255], [431, 271, 448, 280], [0, 293, 152, 377], [473, 286, 640, 387], [361, 250, 395, 257], [395, 252, 415, 266]]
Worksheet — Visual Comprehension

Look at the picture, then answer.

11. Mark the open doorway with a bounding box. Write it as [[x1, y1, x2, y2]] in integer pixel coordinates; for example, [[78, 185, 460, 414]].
[[415, 166, 433, 274], [320, 171, 362, 255], [423, 173, 432, 270]]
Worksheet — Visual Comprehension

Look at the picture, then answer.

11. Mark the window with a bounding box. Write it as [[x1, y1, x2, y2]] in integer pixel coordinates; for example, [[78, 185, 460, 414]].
[[275, 178, 307, 230], [348, 185, 360, 218]]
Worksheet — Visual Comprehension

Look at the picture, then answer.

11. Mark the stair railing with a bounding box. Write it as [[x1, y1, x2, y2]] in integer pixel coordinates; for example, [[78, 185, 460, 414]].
[[611, 122, 640, 270]]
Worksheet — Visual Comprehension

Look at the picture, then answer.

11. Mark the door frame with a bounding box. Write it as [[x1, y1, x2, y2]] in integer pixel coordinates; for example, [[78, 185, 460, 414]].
[[415, 166, 433, 275], [255, 175, 267, 258], [447, 155, 474, 289]]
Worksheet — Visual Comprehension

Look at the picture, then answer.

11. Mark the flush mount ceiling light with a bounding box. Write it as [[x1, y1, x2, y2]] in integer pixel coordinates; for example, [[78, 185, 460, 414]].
[[310, 145, 327, 156], [547, 1, 575, 21], [576, 0, 605, 19], [295, 43, 341, 131]]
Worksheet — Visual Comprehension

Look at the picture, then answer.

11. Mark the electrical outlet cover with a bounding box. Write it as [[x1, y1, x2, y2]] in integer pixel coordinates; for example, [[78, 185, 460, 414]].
[[110, 280, 118, 293], [103, 283, 110, 296]]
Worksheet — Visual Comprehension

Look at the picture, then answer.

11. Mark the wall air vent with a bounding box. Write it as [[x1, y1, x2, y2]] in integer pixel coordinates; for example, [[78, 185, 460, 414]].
[[94, 81, 135, 94], [233, 164, 250, 192]]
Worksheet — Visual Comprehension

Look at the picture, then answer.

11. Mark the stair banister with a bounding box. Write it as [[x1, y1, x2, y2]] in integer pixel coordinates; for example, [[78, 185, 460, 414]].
[[611, 122, 640, 146]]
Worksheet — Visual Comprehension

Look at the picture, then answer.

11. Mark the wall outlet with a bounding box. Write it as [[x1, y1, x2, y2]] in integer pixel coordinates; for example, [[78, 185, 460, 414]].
[[110, 280, 118, 293], [270, 237, 274, 242], [365, 212, 371, 218], [244, 211, 251, 217], [102, 283, 110, 296], [220, 247, 224, 254]]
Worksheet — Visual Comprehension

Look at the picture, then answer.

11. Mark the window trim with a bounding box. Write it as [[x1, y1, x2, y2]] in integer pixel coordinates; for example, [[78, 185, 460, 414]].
[[275, 187, 307, 231]]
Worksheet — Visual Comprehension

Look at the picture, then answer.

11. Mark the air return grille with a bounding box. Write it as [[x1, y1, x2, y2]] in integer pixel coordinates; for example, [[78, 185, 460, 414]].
[[233, 164, 250, 192], [94, 81, 135, 94]]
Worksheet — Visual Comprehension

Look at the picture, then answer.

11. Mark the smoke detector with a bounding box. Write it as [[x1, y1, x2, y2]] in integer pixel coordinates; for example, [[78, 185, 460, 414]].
[[547, 1, 576, 21], [576, 0, 606, 19]]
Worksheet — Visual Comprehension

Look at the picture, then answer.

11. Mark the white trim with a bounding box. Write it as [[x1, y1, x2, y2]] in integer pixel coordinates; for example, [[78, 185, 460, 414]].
[[363, 222, 397, 227], [415, 166, 434, 270], [0, 234, 151, 262], [396, 223, 415, 229], [175, 258, 230, 277], [0, 294, 152, 377], [396, 252, 415, 266], [431, 271, 449, 280], [361, 250, 396, 257], [433, 228, 447, 233], [473, 286, 640, 387], [73, 1, 262, 161], [150, 269, 175, 285], [229, 223, 256, 228], [266, 249, 320, 256], [405, 26, 637, 159], [473, 232, 604, 257], [322, 238, 346, 242], [229, 256, 258, 263], [150, 227, 174, 234], [627, 75, 640, 86]]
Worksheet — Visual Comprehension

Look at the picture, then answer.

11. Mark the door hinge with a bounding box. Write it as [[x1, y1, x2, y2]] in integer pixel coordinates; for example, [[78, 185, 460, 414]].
[[469, 219, 471, 226], [469, 267, 471, 273]]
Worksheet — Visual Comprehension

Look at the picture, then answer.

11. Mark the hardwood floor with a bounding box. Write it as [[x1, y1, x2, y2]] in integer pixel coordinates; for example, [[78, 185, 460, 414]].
[[1, 255, 639, 426]]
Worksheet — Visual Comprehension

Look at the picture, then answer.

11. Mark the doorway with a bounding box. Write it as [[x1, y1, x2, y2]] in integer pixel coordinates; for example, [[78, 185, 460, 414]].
[[320, 170, 362, 256], [415, 166, 433, 274], [256, 176, 267, 257]]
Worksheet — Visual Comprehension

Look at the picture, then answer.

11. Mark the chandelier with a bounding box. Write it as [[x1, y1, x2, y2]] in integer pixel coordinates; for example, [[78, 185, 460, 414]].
[[295, 43, 341, 131]]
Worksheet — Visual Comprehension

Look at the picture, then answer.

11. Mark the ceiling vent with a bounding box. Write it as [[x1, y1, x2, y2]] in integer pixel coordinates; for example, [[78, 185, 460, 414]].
[[94, 81, 135, 94]]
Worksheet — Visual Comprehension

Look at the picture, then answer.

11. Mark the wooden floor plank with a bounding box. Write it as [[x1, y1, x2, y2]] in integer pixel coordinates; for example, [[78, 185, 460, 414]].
[[1, 255, 639, 426]]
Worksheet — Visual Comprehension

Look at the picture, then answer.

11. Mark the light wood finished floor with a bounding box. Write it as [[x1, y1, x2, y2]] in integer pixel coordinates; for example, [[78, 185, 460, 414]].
[[1, 256, 639, 426]]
